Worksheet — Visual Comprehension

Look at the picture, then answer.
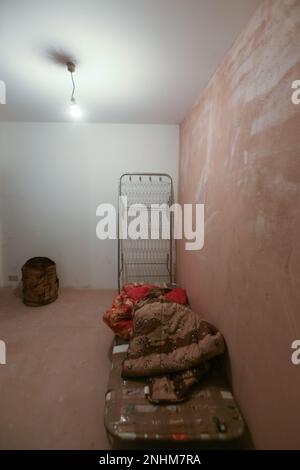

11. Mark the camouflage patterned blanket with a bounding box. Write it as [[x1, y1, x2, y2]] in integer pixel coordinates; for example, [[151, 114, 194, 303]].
[[122, 301, 225, 403]]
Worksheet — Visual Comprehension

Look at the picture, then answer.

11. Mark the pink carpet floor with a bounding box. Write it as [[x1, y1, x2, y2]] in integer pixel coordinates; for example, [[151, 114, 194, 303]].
[[0, 288, 116, 449]]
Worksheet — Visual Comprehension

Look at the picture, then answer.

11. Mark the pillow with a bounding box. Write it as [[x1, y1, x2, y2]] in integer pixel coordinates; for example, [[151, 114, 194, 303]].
[[164, 287, 187, 305]]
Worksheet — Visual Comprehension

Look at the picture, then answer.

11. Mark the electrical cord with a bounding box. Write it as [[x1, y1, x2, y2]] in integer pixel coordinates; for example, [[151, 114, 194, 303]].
[[70, 72, 75, 102]]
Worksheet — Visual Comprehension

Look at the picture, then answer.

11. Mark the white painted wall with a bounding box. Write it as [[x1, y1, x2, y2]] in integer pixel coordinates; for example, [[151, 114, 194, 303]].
[[0, 123, 178, 288]]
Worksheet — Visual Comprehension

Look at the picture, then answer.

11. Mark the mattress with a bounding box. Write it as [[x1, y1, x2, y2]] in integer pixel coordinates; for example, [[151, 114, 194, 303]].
[[104, 340, 245, 443]]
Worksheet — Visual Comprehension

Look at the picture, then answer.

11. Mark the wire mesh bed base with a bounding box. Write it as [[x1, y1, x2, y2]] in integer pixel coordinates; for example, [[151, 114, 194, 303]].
[[118, 173, 175, 291]]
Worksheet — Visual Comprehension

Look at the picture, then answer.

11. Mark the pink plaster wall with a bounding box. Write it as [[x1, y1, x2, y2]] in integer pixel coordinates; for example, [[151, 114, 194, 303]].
[[178, 0, 300, 449]]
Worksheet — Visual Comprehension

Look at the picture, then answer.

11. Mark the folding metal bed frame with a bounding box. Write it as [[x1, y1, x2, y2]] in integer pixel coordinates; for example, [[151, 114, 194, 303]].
[[118, 173, 175, 292], [104, 173, 245, 447]]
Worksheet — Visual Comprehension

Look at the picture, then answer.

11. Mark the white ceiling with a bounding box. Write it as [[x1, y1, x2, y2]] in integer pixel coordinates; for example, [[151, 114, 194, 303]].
[[0, 0, 261, 124]]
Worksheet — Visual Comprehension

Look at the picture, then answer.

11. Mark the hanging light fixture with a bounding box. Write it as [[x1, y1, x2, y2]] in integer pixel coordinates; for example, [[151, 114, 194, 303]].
[[67, 61, 81, 119]]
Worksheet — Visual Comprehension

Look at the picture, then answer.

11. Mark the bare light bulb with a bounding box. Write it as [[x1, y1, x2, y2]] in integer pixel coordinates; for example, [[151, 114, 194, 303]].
[[70, 99, 81, 119]]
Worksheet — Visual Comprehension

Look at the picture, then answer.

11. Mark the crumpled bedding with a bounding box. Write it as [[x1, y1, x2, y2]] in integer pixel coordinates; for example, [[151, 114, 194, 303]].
[[122, 300, 225, 403], [103, 284, 187, 340]]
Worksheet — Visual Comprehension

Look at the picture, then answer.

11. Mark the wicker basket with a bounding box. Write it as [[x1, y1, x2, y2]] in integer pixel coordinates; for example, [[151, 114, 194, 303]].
[[22, 257, 59, 306]]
